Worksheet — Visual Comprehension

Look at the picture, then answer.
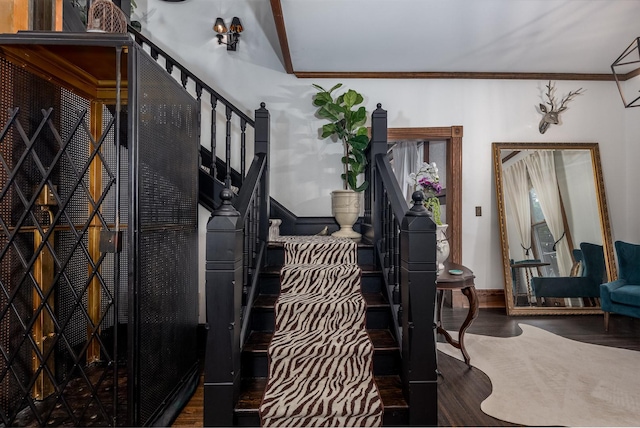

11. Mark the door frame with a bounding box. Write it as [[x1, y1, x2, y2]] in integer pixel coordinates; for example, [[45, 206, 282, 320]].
[[387, 126, 463, 264]]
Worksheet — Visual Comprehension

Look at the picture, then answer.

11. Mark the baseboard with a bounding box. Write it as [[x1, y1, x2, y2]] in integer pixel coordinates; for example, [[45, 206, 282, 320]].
[[451, 289, 506, 309]]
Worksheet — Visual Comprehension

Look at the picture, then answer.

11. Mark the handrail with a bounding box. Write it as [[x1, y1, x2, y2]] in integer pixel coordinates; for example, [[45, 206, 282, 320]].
[[235, 153, 267, 218], [235, 152, 268, 347], [375, 154, 410, 220]]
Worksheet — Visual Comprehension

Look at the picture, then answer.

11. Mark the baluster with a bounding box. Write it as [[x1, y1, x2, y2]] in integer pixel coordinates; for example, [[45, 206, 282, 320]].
[[240, 118, 247, 183], [243, 215, 249, 294], [394, 218, 400, 290], [210, 94, 218, 180], [225, 105, 232, 188], [384, 193, 391, 269], [251, 194, 259, 281], [150, 47, 158, 60], [180, 70, 188, 89], [248, 199, 255, 275], [251, 196, 256, 263], [250, 196, 257, 278], [252, 191, 259, 258], [385, 201, 398, 304], [165, 58, 174, 75], [389, 205, 397, 284], [248, 198, 253, 262], [380, 190, 385, 253], [246, 206, 252, 285], [195, 83, 202, 163]]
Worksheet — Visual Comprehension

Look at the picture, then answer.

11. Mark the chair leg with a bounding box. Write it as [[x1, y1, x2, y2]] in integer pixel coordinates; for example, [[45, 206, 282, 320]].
[[604, 311, 610, 332]]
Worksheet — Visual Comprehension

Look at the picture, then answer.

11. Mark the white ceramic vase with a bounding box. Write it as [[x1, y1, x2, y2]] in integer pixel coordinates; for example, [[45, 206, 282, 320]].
[[331, 189, 361, 238], [436, 223, 450, 275], [268, 219, 282, 241]]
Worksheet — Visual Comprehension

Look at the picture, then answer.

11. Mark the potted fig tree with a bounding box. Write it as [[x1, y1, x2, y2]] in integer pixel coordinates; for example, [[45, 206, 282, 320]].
[[312, 83, 369, 238]]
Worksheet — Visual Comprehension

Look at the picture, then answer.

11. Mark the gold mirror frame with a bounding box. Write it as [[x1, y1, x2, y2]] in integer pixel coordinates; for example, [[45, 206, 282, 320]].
[[493, 142, 616, 315]]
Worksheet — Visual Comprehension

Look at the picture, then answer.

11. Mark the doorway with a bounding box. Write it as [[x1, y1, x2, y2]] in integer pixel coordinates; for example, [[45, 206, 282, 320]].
[[387, 126, 463, 264]]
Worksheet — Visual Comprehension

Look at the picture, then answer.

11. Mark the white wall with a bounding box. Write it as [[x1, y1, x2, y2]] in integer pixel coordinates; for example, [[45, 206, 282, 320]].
[[141, 0, 637, 321], [624, 106, 640, 239]]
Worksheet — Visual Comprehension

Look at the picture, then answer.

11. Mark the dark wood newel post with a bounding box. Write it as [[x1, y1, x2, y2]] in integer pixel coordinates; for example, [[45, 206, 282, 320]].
[[367, 104, 387, 244], [204, 189, 243, 426], [401, 191, 438, 426], [254, 102, 270, 243]]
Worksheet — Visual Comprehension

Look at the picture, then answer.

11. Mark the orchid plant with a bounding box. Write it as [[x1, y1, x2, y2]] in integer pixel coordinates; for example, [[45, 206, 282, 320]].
[[409, 162, 443, 225]]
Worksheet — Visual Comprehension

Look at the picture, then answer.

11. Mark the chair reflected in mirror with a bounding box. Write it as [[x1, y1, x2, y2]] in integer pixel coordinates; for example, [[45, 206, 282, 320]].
[[510, 258, 547, 306], [531, 242, 605, 307]]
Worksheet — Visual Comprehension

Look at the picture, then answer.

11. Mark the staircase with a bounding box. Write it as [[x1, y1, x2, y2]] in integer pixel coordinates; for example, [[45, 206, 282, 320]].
[[236, 239, 408, 426], [128, 26, 438, 427]]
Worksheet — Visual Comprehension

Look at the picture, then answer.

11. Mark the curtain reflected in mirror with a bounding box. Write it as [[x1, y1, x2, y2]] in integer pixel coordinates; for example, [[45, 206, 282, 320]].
[[391, 142, 421, 204], [493, 142, 615, 315]]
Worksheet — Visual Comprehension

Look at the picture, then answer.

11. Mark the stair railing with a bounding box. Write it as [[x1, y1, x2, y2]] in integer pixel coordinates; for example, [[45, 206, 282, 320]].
[[365, 104, 438, 426], [129, 27, 255, 194]]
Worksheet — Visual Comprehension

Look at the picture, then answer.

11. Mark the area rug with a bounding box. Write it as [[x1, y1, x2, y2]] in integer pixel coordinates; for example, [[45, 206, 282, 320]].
[[438, 323, 640, 426], [258, 236, 383, 427]]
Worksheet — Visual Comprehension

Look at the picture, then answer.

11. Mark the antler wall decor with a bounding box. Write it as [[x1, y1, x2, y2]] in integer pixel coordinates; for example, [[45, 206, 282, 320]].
[[538, 81, 584, 134]]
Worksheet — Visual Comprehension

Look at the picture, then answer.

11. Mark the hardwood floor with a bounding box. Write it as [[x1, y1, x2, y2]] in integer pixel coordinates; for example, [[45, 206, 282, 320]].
[[172, 308, 640, 427]]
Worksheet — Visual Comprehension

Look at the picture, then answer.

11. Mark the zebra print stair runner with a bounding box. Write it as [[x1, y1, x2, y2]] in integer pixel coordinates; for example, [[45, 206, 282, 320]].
[[259, 236, 383, 427]]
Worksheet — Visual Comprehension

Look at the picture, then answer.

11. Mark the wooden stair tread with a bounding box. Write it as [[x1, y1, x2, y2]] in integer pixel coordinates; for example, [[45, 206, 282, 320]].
[[243, 329, 398, 353], [253, 294, 277, 308], [236, 377, 267, 412], [375, 375, 409, 409], [364, 292, 388, 307], [253, 292, 387, 309], [368, 329, 400, 351], [267, 238, 374, 248], [261, 265, 381, 274], [235, 376, 407, 412]]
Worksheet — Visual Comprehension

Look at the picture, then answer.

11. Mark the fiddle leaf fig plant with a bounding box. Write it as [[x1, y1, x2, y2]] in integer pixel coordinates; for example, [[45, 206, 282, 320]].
[[312, 83, 369, 192]]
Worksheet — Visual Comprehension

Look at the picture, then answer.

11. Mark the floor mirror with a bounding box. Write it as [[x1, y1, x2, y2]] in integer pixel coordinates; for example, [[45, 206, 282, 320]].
[[493, 142, 615, 315]]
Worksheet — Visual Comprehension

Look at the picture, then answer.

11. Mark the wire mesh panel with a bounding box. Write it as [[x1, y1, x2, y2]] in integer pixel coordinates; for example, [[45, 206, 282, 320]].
[[129, 46, 199, 426], [0, 54, 123, 426]]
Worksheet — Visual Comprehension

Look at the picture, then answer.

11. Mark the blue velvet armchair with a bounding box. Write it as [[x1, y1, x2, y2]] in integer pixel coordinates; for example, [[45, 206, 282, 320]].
[[531, 242, 605, 302], [600, 241, 640, 331]]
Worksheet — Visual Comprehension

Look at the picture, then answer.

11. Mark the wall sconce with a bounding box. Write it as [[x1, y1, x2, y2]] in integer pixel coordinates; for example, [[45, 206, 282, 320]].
[[213, 17, 243, 51], [611, 37, 640, 108]]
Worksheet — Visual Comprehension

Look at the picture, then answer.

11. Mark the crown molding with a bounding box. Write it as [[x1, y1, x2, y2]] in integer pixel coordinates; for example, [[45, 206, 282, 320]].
[[293, 71, 615, 81]]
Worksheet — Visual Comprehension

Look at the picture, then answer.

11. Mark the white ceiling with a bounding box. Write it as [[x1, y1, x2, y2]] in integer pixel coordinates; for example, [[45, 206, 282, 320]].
[[145, 0, 639, 78], [275, 0, 639, 76]]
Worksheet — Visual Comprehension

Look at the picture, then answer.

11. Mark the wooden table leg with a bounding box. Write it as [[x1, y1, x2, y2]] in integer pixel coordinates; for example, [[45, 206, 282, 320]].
[[437, 286, 479, 367], [458, 286, 479, 366]]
